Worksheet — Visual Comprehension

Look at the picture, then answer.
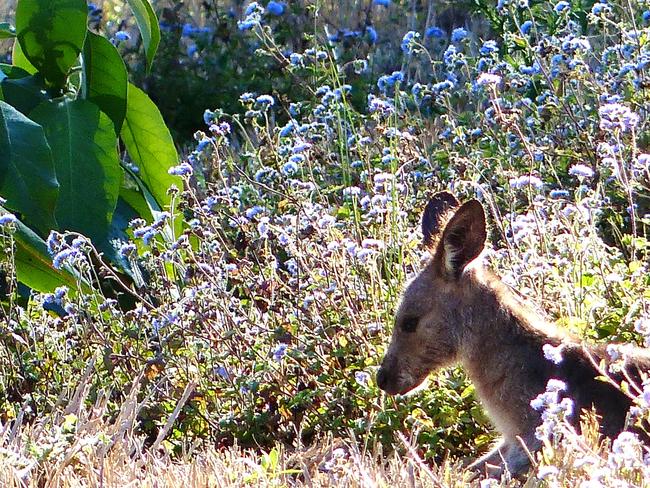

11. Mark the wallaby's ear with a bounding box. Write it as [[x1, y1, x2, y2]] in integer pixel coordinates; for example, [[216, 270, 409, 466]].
[[422, 192, 460, 248], [439, 199, 486, 278]]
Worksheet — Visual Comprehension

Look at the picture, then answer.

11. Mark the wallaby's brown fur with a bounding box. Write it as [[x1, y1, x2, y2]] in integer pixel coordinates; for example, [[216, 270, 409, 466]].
[[376, 191, 650, 477]]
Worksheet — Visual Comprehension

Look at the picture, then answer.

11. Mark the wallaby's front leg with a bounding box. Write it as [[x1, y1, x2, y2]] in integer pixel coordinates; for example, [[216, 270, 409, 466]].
[[467, 439, 508, 478], [468, 438, 534, 478]]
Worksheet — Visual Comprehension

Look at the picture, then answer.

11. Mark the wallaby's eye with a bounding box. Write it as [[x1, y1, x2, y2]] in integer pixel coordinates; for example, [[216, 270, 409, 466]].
[[401, 317, 419, 333]]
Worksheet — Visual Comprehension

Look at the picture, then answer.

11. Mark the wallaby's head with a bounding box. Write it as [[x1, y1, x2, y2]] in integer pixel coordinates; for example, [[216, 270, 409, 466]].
[[376, 192, 487, 395]]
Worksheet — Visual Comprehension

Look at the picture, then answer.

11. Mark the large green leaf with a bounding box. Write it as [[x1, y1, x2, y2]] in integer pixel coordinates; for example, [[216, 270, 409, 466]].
[[125, 0, 160, 72], [0, 101, 58, 233], [30, 99, 122, 241], [0, 23, 16, 39], [82, 31, 127, 133], [0, 63, 31, 79], [11, 39, 37, 74], [12, 216, 79, 292], [120, 187, 154, 223], [15, 0, 87, 87], [0, 74, 49, 115], [120, 83, 180, 208]]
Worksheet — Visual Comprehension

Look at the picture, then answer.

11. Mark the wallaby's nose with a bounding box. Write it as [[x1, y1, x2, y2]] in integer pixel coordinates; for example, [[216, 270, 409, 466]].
[[376, 367, 389, 391]]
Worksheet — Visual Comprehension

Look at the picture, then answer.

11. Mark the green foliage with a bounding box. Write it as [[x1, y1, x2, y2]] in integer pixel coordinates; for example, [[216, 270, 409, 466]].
[[0, 101, 58, 233], [125, 0, 160, 72], [15, 0, 87, 88], [12, 219, 78, 292], [82, 31, 128, 133], [0, 23, 16, 39], [121, 84, 181, 208], [30, 99, 122, 241], [0, 0, 176, 294]]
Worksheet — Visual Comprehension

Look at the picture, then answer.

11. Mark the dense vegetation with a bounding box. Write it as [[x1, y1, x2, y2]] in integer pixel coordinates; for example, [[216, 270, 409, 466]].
[[1, 0, 650, 485]]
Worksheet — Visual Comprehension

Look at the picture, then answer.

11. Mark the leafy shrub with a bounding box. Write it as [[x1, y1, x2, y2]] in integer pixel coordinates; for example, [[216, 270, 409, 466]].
[[0, 0, 179, 295]]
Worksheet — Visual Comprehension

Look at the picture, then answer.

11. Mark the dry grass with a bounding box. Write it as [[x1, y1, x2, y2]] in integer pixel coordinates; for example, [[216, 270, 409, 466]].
[[0, 363, 511, 488], [0, 364, 640, 487]]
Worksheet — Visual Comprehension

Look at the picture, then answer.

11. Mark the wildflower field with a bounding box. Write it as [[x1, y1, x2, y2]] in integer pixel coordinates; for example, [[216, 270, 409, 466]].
[[1, 0, 650, 486]]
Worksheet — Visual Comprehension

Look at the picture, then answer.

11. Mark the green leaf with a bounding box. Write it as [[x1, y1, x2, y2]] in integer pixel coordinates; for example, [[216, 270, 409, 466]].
[[100, 195, 147, 287], [12, 216, 78, 292], [11, 39, 37, 74], [125, 0, 160, 72], [0, 100, 58, 233], [82, 31, 128, 133], [15, 0, 88, 87], [0, 23, 16, 39], [30, 99, 122, 241], [0, 74, 49, 115], [120, 83, 180, 208], [120, 187, 154, 223], [0, 63, 31, 79]]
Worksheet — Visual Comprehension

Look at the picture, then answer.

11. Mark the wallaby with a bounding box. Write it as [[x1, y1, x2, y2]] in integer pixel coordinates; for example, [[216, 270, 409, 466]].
[[376, 191, 650, 477]]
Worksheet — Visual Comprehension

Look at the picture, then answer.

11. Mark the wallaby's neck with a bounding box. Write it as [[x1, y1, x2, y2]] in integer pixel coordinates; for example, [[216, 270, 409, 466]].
[[453, 267, 567, 438], [457, 267, 565, 379]]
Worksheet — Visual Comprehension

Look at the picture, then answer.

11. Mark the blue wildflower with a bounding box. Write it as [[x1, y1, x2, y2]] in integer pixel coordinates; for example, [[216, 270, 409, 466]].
[[433, 80, 454, 93], [245, 206, 266, 219], [210, 121, 231, 136], [599, 103, 639, 132], [113, 31, 130, 42], [118, 242, 137, 258], [214, 366, 230, 380], [256, 94, 275, 106], [510, 175, 544, 190], [279, 120, 296, 137], [426, 26, 445, 38], [0, 213, 17, 226], [480, 40, 498, 55], [550, 189, 570, 199], [367, 95, 395, 116], [443, 44, 457, 65], [591, 2, 608, 15], [238, 18, 259, 30], [266, 1, 285, 15], [182, 23, 195, 37], [289, 52, 303, 66], [554, 0, 570, 13], [282, 161, 299, 175], [644, 10, 650, 22], [315, 85, 331, 98], [292, 142, 311, 153], [272, 343, 288, 361], [355, 371, 370, 386], [390, 71, 404, 83], [568, 164, 594, 178], [365, 25, 378, 44], [245, 2, 261, 15], [373, 0, 390, 6], [196, 137, 212, 151], [168, 162, 194, 176], [401, 31, 420, 54], [343, 29, 362, 38], [521, 20, 533, 34], [476, 73, 501, 86], [203, 109, 214, 125], [52, 248, 83, 270], [451, 27, 468, 43]]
